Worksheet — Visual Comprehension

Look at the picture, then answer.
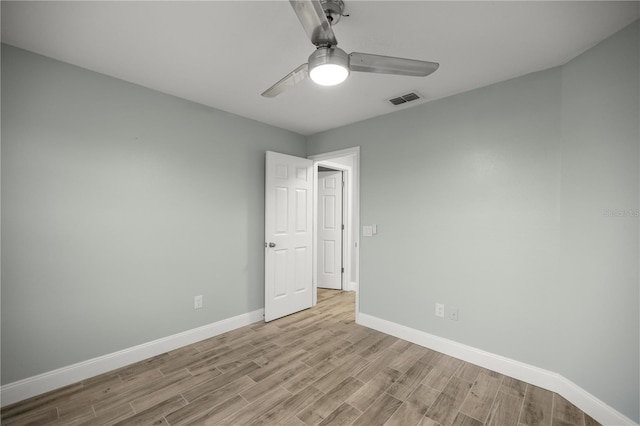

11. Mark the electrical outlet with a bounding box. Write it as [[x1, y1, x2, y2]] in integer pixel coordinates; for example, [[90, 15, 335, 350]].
[[435, 303, 445, 318], [194, 295, 203, 309], [449, 307, 459, 321]]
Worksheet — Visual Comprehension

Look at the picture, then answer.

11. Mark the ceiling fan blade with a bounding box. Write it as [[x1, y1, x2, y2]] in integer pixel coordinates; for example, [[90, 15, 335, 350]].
[[349, 52, 439, 77], [290, 0, 338, 47], [261, 63, 309, 98]]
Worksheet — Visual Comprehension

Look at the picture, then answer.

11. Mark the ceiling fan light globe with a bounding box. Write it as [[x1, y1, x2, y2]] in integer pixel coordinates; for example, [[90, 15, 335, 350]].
[[310, 63, 349, 86], [308, 46, 350, 87]]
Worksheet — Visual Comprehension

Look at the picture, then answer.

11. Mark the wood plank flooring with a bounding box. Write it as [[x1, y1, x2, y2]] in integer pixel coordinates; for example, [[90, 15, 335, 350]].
[[1, 290, 601, 426]]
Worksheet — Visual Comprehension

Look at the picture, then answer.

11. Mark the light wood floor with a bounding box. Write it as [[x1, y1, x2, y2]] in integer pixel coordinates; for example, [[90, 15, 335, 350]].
[[2, 289, 601, 426]]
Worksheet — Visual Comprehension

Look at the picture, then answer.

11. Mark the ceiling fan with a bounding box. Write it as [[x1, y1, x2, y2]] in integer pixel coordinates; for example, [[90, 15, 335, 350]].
[[262, 0, 439, 98]]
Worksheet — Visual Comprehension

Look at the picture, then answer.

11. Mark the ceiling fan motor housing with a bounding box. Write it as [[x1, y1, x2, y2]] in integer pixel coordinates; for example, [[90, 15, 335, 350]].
[[321, 0, 345, 25], [309, 47, 349, 71]]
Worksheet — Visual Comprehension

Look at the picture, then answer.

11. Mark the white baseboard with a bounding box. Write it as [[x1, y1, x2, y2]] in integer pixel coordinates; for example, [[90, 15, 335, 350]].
[[357, 312, 636, 426], [0, 308, 265, 407]]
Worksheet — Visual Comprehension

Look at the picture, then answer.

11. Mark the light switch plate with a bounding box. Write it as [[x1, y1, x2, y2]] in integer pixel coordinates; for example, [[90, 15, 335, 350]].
[[363, 226, 373, 237], [194, 295, 203, 309]]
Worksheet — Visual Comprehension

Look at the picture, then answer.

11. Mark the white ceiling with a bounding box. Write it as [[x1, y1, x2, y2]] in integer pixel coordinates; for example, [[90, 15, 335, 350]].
[[2, 1, 638, 136]]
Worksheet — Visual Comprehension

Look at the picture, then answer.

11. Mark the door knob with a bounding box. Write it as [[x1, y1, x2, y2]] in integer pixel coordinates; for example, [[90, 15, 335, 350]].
[[268, 242, 276, 248]]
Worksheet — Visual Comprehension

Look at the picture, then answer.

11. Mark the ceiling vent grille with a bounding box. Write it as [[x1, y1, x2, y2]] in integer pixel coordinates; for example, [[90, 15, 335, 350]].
[[387, 91, 423, 106]]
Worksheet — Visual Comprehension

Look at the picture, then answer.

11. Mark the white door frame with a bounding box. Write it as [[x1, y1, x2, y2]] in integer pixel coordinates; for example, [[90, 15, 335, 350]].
[[309, 147, 360, 321]]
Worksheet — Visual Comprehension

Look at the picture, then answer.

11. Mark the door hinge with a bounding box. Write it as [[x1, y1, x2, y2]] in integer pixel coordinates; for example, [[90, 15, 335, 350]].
[[341, 267, 345, 274], [341, 224, 345, 230]]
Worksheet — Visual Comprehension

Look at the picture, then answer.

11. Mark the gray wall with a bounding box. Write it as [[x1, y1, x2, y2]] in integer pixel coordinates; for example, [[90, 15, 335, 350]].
[[559, 21, 639, 420], [1, 44, 306, 384], [307, 21, 639, 421]]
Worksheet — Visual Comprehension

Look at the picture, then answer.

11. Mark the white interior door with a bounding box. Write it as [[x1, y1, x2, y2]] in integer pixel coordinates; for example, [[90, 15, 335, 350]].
[[265, 151, 313, 322], [317, 170, 343, 290]]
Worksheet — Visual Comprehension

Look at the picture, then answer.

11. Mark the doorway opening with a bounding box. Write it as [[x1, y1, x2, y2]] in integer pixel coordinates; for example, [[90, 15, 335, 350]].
[[309, 147, 360, 320]]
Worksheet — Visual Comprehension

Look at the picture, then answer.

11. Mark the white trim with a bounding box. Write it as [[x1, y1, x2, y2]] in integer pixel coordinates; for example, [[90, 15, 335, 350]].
[[309, 147, 361, 162], [358, 312, 636, 426], [0, 308, 264, 407]]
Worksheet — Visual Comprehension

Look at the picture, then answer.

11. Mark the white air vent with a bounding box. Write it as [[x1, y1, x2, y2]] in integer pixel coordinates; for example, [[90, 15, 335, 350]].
[[387, 91, 423, 106]]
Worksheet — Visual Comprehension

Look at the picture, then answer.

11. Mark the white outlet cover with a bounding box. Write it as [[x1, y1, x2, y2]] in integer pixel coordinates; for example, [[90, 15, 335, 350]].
[[435, 303, 445, 318]]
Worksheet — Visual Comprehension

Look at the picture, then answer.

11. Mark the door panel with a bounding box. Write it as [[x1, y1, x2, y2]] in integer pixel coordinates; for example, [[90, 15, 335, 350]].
[[295, 189, 308, 232], [274, 249, 288, 298], [323, 241, 335, 273], [265, 151, 313, 322], [275, 187, 288, 234], [317, 170, 343, 290], [294, 247, 307, 292]]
